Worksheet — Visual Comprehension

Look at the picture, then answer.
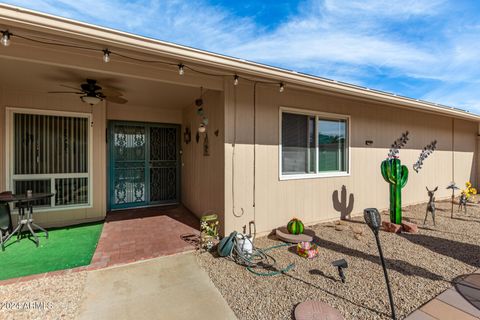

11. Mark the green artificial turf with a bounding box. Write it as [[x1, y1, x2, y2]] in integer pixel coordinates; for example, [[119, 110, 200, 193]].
[[0, 221, 103, 280]]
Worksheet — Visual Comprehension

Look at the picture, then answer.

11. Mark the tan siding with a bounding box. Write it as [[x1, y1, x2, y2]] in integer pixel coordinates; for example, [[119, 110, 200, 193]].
[[181, 90, 225, 231], [224, 85, 478, 235], [107, 103, 183, 124]]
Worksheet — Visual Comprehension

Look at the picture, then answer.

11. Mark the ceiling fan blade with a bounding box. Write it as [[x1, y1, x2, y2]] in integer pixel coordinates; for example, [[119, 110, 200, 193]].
[[102, 87, 123, 97], [106, 96, 128, 104], [60, 84, 82, 91], [48, 91, 83, 94]]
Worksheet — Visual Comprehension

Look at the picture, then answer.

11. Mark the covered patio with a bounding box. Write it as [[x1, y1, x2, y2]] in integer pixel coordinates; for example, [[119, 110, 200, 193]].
[[0, 17, 226, 281]]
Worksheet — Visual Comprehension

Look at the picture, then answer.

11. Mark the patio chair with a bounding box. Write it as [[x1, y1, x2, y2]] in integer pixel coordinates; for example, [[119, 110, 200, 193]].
[[0, 192, 13, 251]]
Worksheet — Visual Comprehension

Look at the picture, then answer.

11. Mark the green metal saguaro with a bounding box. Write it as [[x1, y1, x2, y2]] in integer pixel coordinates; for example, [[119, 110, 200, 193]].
[[381, 158, 409, 224]]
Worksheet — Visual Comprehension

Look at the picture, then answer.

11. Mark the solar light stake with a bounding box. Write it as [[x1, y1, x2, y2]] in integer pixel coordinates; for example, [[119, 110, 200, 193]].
[[332, 259, 348, 283], [364, 208, 397, 320]]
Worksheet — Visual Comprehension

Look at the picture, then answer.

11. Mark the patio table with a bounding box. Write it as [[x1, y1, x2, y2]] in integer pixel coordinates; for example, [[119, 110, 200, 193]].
[[0, 193, 53, 247]]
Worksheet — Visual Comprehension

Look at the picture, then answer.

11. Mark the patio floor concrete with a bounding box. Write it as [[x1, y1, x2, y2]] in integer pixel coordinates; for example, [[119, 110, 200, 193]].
[[77, 253, 237, 320], [405, 269, 480, 320], [89, 205, 200, 269]]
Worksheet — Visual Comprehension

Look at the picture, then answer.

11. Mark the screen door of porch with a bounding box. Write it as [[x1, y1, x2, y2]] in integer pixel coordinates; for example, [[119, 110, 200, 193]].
[[109, 122, 180, 210]]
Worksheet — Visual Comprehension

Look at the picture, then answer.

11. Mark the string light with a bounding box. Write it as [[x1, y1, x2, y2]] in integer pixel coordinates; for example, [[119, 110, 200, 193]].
[[102, 49, 111, 63], [178, 64, 185, 76], [0, 28, 286, 89], [1, 30, 11, 47]]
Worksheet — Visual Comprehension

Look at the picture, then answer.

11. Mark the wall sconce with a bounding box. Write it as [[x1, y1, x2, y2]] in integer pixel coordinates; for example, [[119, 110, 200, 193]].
[[365, 140, 373, 146]]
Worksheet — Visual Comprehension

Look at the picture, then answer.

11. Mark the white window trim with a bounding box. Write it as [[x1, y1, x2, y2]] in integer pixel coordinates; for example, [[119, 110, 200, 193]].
[[5, 107, 94, 212], [279, 106, 351, 181]]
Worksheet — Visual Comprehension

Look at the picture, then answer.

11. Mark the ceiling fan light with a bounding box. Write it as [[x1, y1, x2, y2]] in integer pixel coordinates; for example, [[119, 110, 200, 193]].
[[81, 95, 102, 105]]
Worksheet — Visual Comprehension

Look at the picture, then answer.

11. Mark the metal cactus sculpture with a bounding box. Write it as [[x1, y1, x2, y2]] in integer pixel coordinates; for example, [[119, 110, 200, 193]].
[[381, 132, 409, 224]]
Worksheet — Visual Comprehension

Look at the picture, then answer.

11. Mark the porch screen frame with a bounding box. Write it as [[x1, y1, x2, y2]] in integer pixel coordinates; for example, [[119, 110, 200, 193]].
[[5, 107, 93, 211], [279, 106, 351, 181]]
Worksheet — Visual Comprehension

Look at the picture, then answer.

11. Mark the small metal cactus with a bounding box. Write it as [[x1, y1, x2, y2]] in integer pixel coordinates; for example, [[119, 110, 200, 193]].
[[424, 186, 438, 226]]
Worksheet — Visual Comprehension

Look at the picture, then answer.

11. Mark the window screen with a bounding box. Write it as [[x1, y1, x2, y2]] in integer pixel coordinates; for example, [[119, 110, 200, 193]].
[[12, 113, 90, 207]]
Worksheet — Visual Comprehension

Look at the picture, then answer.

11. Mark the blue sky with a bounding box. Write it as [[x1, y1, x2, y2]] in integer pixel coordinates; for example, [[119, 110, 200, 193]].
[[5, 0, 480, 113]]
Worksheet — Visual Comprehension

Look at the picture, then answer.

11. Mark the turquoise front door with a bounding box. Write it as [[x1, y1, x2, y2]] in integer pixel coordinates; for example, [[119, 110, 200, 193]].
[[108, 121, 180, 210]]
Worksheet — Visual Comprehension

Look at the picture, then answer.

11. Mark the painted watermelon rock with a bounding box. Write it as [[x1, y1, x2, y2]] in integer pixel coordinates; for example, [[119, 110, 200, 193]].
[[287, 218, 304, 235]]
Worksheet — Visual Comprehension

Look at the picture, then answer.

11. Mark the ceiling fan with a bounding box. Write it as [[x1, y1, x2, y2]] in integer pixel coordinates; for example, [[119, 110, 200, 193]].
[[49, 79, 128, 105]]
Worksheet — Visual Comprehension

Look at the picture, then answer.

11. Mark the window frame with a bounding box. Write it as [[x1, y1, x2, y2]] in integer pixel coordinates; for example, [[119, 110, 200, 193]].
[[279, 106, 351, 180], [5, 107, 94, 212]]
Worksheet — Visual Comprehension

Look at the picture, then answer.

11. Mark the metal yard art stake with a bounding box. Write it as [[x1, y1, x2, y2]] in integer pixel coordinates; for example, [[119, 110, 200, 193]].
[[381, 132, 409, 224], [447, 182, 459, 218], [364, 208, 397, 320]]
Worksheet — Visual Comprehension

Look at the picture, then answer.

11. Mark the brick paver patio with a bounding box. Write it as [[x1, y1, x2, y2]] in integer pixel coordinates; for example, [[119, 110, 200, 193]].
[[89, 205, 200, 269]]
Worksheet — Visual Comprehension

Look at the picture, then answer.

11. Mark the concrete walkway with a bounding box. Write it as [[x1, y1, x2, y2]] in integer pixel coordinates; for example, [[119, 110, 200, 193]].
[[406, 269, 480, 320], [77, 253, 237, 320]]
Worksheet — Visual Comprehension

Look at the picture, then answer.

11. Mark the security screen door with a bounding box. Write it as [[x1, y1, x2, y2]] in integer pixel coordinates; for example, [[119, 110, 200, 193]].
[[109, 121, 180, 210]]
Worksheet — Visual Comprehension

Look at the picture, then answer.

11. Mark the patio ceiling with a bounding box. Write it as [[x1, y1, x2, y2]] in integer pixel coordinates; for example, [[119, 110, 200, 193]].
[[0, 56, 205, 110]]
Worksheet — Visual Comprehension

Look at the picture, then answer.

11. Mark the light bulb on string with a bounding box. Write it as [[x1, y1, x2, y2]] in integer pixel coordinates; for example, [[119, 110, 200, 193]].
[[279, 82, 285, 93], [233, 75, 239, 86], [178, 64, 185, 76], [1, 30, 11, 47], [102, 49, 111, 63]]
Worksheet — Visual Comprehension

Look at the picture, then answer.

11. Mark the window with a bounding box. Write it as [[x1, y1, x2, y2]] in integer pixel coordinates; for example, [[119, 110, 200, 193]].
[[9, 111, 91, 208], [280, 109, 349, 179]]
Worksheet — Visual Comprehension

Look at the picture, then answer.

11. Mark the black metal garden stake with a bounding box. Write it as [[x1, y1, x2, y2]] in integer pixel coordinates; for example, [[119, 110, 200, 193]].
[[447, 182, 459, 218], [364, 208, 397, 320]]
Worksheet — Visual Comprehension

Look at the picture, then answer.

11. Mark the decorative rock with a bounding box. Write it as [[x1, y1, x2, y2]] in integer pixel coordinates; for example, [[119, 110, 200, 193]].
[[401, 221, 418, 233], [294, 300, 344, 320], [382, 221, 402, 233], [334, 225, 346, 231], [351, 226, 363, 235], [276, 227, 313, 243]]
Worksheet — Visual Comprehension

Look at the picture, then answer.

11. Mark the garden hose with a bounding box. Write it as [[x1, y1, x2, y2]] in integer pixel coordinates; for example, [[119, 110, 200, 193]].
[[226, 233, 295, 276]]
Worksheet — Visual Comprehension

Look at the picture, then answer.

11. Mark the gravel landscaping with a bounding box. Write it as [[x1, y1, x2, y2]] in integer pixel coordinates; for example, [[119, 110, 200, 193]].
[[197, 200, 480, 320], [0, 271, 87, 320]]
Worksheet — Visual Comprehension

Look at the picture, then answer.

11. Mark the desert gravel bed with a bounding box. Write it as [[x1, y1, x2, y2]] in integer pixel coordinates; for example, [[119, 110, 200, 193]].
[[0, 271, 87, 320], [197, 200, 480, 320]]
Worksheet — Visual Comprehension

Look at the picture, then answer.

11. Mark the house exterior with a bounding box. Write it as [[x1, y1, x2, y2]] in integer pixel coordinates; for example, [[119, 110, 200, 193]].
[[0, 4, 479, 236]]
